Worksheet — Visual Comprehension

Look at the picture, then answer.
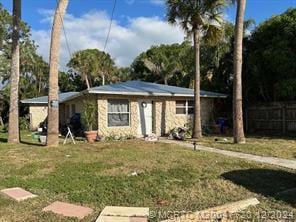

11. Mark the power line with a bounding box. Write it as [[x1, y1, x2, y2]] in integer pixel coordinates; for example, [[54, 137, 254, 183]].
[[55, 0, 72, 58], [61, 16, 72, 58], [103, 0, 117, 51], [53, 0, 116, 59]]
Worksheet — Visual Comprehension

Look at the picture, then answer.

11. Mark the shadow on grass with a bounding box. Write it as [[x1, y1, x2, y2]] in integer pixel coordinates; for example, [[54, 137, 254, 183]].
[[246, 133, 296, 141], [222, 169, 296, 207], [0, 137, 7, 143], [20, 140, 44, 147], [208, 133, 296, 141], [0, 138, 43, 146]]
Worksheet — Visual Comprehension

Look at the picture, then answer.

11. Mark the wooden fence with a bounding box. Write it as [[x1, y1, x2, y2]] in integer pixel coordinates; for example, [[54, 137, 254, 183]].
[[246, 102, 296, 134]]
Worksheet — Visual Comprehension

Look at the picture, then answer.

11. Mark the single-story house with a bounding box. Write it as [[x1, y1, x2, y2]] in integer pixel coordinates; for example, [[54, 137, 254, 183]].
[[21, 81, 227, 137]]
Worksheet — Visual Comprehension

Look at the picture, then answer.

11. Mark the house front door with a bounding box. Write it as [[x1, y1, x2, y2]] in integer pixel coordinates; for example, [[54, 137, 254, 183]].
[[138, 100, 153, 136]]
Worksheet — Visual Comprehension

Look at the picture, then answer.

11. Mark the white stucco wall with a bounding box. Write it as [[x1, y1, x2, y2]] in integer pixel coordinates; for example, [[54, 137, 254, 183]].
[[29, 105, 48, 130]]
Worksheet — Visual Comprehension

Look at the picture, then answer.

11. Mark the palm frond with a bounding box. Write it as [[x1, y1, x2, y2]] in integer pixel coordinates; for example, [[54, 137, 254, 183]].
[[166, 0, 226, 43], [202, 0, 226, 13], [142, 59, 161, 75], [244, 19, 256, 30], [203, 23, 224, 45]]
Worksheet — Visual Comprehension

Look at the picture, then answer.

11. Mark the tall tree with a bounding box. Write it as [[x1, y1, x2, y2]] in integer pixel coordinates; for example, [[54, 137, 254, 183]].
[[131, 42, 193, 87], [233, 0, 246, 143], [166, 0, 226, 139], [142, 44, 182, 85], [113, 67, 131, 83], [245, 9, 296, 102], [8, 0, 21, 143], [92, 50, 116, 86], [67, 50, 92, 88], [59, 71, 85, 92], [47, 0, 69, 147], [68, 49, 116, 87], [0, 4, 48, 124]]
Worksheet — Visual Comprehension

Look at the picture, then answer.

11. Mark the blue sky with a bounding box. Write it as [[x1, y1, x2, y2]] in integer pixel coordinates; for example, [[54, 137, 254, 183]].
[[1, 0, 166, 29], [1, 0, 295, 29], [1, 0, 295, 67]]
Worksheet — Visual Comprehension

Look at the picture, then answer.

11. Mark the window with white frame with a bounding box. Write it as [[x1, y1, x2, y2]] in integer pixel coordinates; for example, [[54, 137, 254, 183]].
[[176, 100, 194, 115], [108, 99, 130, 127]]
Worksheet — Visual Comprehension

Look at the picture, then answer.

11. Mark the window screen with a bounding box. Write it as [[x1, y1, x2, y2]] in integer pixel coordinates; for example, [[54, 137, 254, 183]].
[[107, 99, 130, 127], [176, 100, 194, 115]]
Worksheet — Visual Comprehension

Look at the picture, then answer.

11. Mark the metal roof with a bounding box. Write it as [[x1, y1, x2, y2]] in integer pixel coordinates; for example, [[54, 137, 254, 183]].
[[21, 81, 227, 105], [88, 81, 227, 98], [21, 92, 79, 104]]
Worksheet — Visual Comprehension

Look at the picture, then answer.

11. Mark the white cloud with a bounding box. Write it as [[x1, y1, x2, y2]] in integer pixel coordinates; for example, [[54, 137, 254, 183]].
[[31, 10, 184, 69]]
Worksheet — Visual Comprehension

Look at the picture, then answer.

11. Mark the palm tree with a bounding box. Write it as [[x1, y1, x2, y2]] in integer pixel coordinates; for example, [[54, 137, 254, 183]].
[[233, 0, 246, 143], [68, 51, 92, 89], [93, 51, 115, 86], [47, 0, 69, 147], [141, 45, 181, 85], [68, 49, 116, 87], [166, 0, 226, 139], [8, 0, 21, 144]]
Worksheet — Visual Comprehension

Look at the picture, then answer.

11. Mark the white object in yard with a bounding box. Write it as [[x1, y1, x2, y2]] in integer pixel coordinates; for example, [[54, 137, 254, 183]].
[[39, 135, 47, 144], [96, 206, 149, 222], [63, 127, 76, 145], [144, 133, 158, 142], [223, 138, 228, 141], [131, 171, 138, 176], [38, 128, 43, 132]]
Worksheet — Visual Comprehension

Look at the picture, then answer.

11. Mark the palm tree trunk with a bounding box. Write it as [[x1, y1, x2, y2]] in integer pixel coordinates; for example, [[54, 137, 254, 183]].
[[164, 77, 168, 85], [38, 76, 42, 94], [84, 74, 91, 89], [0, 116, 4, 127], [47, 0, 69, 147], [102, 74, 105, 86], [233, 0, 246, 144], [8, 0, 21, 144], [192, 29, 202, 139]]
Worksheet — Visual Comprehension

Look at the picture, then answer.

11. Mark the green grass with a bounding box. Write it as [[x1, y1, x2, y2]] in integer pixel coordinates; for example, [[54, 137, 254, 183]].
[[197, 135, 296, 160], [0, 131, 295, 221]]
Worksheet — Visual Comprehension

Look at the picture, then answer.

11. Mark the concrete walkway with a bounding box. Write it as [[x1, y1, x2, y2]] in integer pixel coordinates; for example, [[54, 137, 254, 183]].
[[161, 140, 296, 170]]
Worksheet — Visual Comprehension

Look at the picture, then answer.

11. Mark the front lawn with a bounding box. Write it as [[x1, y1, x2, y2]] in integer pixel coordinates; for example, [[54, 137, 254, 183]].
[[198, 135, 296, 160], [0, 132, 295, 221]]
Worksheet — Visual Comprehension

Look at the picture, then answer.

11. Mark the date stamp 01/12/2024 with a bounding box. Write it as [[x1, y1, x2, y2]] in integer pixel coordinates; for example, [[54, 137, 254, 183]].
[[149, 210, 295, 221]]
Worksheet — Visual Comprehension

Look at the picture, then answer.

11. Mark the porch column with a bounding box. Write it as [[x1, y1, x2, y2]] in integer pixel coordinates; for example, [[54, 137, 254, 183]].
[[153, 101, 162, 136], [97, 98, 107, 136], [164, 100, 174, 134]]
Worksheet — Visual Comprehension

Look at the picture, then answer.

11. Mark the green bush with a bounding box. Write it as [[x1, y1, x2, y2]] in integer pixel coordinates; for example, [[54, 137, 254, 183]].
[[82, 100, 96, 131], [19, 116, 30, 131], [0, 123, 8, 133], [102, 134, 136, 142]]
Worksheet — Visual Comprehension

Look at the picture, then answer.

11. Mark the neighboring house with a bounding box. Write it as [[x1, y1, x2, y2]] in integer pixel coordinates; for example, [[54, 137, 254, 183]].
[[21, 92, 79, 131], [21, 81, 227, 137]]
